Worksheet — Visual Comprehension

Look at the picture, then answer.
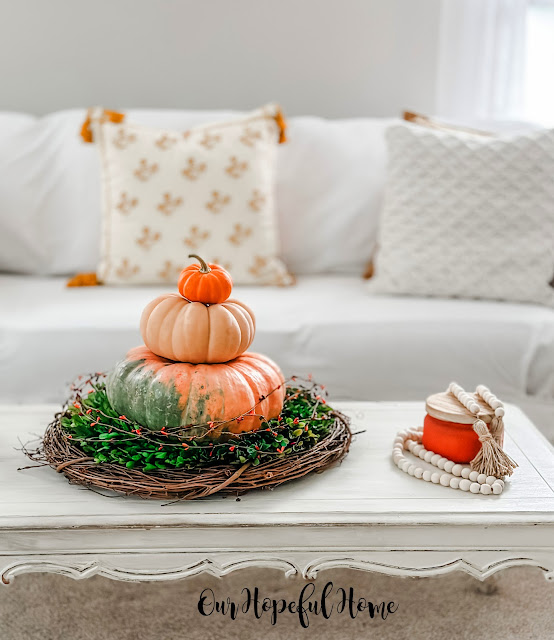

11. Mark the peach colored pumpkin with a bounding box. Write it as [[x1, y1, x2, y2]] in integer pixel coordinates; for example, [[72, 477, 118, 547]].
[[140, 294, 255, 364], [106, 346, 285, 437]]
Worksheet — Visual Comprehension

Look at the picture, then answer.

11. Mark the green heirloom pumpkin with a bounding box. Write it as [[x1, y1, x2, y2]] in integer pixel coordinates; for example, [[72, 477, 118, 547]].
[[106, 346, 285, 438]]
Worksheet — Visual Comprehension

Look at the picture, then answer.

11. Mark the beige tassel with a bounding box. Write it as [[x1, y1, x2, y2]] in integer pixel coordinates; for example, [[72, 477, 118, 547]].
[[488, 415, 504, 447], [470, 420, 518, 477]]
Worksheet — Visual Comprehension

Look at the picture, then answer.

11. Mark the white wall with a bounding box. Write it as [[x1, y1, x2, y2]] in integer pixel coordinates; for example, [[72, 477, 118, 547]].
[[0, 0, 441, 118]]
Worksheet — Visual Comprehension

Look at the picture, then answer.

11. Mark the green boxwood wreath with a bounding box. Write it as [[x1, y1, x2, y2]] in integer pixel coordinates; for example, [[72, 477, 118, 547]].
[[25, 374, 352, 500]]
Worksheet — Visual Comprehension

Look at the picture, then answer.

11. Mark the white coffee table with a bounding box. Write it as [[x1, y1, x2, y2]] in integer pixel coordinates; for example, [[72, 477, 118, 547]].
[[1, 402, 553, 585]]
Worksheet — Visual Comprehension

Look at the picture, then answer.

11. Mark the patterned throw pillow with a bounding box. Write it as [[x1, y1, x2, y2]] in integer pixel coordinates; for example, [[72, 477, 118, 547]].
[[368, 123, 554, 306], [79, 105, 293, 286]]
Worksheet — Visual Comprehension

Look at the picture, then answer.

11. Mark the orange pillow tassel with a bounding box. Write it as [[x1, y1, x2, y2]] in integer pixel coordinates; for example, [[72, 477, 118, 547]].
[[80, 109, 125, 143], [66, 273, 100, 287]]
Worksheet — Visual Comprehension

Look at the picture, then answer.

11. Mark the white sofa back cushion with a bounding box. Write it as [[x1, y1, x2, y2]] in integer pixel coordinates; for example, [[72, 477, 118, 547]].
[[0, 109, 393, 277]]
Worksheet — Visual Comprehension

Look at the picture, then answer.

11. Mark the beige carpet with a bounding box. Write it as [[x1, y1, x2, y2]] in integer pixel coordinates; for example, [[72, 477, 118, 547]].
[[1, 567, 553, 639]]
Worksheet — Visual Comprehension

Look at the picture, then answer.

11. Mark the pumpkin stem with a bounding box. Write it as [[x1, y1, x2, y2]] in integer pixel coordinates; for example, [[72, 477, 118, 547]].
[[189, 254, 211, 274]]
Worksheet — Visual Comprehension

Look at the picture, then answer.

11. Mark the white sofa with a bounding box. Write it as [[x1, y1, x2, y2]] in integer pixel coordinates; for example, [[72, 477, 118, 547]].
[[1, 109, 553, 440]]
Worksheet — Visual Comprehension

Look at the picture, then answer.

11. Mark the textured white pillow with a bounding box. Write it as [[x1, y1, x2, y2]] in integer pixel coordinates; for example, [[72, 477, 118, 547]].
[[368, 124, 554, 306], [87, 105, 293, 286]]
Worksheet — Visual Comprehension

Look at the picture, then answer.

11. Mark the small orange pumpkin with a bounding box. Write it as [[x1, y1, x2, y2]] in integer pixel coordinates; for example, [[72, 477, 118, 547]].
[[178, 254, 233, 304], [140, 294, 255, 363]]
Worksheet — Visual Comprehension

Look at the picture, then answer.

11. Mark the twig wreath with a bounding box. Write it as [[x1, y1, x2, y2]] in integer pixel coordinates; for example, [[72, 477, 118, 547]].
[[23, 374, 351, 500]]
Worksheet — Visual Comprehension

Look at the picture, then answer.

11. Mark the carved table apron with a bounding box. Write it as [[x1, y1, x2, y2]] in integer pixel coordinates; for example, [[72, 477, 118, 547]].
[[1, 402, 553, 585]]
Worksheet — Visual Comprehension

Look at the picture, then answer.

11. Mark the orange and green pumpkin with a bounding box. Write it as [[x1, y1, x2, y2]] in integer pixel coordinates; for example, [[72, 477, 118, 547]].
[[106, 346, 285, 438]]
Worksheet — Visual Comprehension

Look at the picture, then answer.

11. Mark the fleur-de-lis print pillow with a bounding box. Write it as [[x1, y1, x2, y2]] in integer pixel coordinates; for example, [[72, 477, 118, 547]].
[[82, 105, 293, 286]]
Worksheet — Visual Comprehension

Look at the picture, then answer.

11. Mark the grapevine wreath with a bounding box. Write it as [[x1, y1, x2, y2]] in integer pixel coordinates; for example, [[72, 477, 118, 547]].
[[25, 256, 351, 500]]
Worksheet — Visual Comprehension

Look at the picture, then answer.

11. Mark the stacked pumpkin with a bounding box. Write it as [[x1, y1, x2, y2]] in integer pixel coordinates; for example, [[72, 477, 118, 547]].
[[106, 255, 286, 439]]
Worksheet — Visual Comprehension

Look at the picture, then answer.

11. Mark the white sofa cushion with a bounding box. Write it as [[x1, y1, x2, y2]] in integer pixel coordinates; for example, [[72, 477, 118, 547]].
[[278, 116, 392, 275], [0, 109, 393, 277], [2, 275, 553, 438], [369, 123, 554, 306]]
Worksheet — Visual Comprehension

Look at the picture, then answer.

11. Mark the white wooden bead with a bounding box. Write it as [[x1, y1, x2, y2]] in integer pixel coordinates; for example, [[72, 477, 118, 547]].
[[391, 427, 504, 497], [440, 474, 451, 487], [469, 403, 480, 414], [444, 460, 455, 474], [495, 407, 505, 418], [489, 399, 501, 410], [450, 477, 461, 489]]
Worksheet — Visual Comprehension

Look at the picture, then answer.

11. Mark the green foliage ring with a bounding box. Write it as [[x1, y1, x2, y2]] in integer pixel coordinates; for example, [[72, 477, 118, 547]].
[[62, 381, 336, 472]]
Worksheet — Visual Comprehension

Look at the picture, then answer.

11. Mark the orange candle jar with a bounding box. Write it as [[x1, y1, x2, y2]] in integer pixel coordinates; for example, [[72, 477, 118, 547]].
[[422, 391, 495, 464]]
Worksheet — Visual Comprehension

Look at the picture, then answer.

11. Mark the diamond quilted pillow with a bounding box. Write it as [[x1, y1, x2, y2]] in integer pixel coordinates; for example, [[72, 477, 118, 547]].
[[79, 105, 293, 286], [368, 124, 554, 306]]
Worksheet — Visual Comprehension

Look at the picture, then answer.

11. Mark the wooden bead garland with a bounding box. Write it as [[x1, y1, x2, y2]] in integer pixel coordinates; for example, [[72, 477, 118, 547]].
[[446, 382, 516, 477], [392, 428, 506, 495]]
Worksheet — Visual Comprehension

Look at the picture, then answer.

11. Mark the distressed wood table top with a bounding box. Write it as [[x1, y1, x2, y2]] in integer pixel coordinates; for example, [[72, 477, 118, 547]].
[[1, 402, 553, 584]]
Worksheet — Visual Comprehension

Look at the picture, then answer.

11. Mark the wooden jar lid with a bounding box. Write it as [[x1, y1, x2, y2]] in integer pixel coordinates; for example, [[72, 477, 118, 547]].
[[425, 391, 494, 425]]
